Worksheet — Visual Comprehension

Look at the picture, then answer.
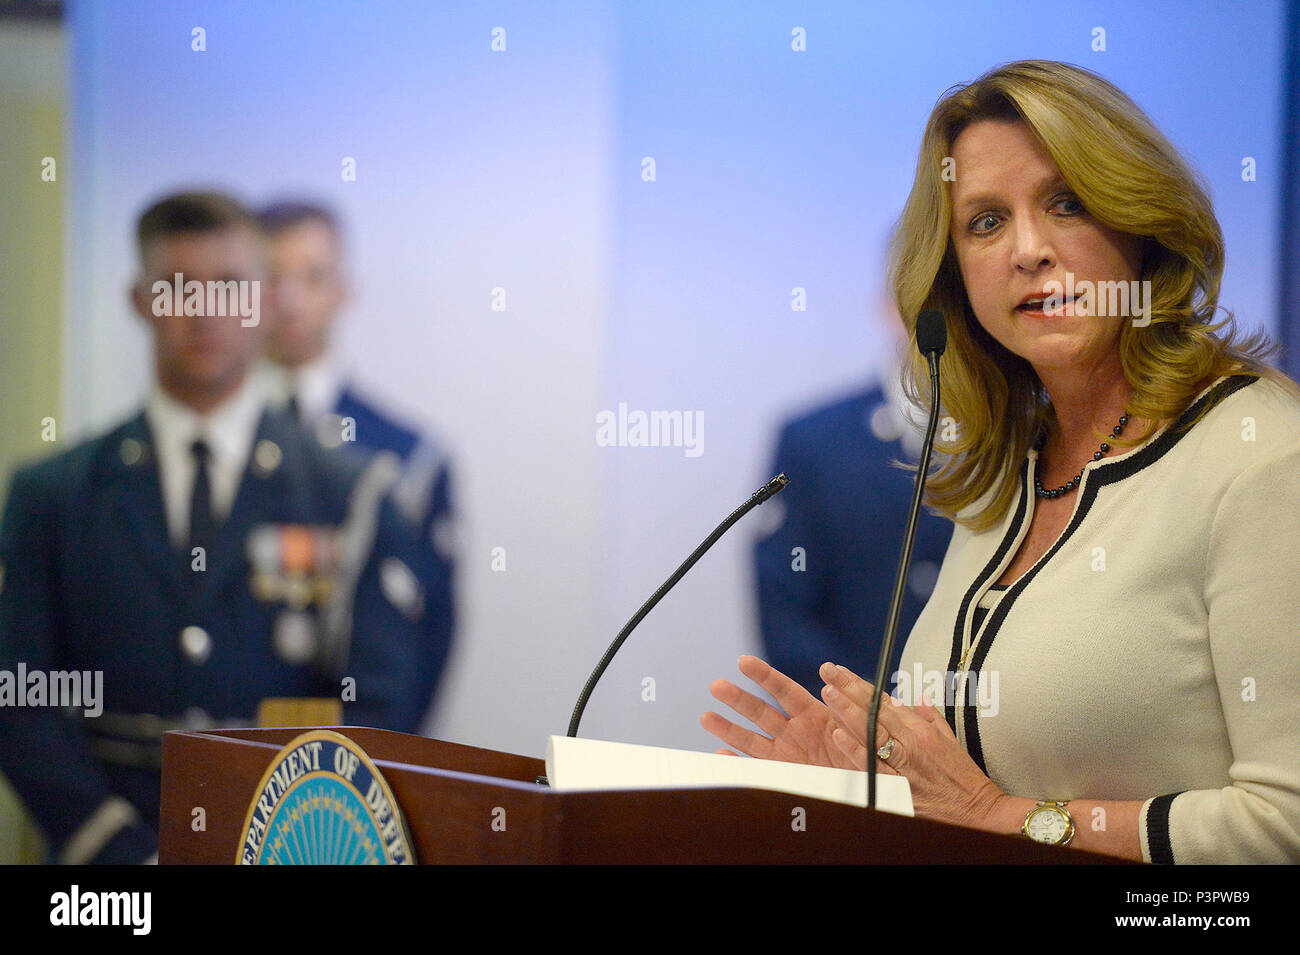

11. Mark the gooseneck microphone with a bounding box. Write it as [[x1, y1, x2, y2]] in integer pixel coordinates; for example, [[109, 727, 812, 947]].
[[868, 308, 946, 811], [566, 473, 790, 738]]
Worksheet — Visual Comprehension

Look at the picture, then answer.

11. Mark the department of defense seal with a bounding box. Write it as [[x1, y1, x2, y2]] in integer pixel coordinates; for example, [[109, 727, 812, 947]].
[[237, 729, 416, 865]]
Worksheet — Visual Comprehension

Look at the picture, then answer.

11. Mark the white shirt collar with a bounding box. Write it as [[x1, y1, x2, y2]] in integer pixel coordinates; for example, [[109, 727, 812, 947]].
[[870, 359, 929, 460], [145, 373, 266, 546], [257, 354, 344, 424]]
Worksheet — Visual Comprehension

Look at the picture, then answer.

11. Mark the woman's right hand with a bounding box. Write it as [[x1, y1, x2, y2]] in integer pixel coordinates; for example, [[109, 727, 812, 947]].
[[700, 654, 858, 769]]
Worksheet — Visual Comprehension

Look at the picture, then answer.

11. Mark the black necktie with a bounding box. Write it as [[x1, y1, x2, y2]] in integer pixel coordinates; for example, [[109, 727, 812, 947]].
[[287, 391, 302, 423], [188, 438, 213, 554]]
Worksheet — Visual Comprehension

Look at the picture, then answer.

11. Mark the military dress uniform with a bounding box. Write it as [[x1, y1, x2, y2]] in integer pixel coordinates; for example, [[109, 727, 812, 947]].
[[0, 385, 439, 864], [754, 379, 954, 696], [264, 358, 456, 727]]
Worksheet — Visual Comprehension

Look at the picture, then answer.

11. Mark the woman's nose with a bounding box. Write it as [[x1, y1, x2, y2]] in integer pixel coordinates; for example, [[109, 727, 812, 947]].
[[1010, 219, 1057, 273]]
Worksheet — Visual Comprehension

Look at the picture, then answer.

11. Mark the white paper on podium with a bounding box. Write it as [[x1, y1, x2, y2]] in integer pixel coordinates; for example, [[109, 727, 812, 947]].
[[545, 736, 913, 816]]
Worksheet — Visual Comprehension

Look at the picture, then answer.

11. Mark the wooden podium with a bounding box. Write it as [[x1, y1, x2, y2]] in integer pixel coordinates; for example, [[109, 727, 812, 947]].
[[159, 726, 1126, 864]]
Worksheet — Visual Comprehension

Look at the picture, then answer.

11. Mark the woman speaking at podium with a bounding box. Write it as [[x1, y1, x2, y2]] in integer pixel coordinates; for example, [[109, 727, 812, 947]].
[[703, 60, 1300, 864]]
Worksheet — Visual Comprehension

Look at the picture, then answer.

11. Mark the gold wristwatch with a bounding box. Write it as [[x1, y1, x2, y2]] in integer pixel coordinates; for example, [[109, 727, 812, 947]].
[[1021, 800, 1075, 846]]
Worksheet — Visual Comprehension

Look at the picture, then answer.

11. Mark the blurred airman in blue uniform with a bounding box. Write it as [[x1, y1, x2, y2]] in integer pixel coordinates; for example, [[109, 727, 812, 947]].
[[754, 362, 954, 696], [0, 192, 438, 863], [255, 200, 456, 729]]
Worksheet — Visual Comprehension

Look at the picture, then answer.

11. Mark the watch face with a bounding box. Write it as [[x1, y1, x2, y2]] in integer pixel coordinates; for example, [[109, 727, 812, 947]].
[[1026, 808, 1068, 844]]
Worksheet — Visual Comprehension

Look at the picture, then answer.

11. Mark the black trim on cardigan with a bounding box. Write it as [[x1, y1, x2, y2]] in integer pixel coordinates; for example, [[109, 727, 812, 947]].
[[963, 457, 1105, 771], [945, 458, 1031, 735], [1147, 792, 1184, 864], [1082, 374, 1257, 489], [953, 375, 1261, 773]]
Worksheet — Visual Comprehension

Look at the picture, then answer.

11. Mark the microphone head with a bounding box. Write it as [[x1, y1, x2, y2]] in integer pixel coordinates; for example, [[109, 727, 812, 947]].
[[755, 473, 790, 504], [916, 309, 947, 357]]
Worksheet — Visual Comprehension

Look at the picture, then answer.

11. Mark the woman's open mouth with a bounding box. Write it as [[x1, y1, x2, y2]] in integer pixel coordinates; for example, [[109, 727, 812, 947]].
[[1016, 293, 1083, 317]]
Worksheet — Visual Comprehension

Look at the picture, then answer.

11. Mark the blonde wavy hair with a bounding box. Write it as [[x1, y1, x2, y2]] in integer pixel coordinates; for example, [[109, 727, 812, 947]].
[[889, 59, 1293, 531]]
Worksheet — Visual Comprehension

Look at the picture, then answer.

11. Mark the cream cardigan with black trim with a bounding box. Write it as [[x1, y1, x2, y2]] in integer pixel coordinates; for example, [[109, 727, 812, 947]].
[[899, 373, 1300, 863]]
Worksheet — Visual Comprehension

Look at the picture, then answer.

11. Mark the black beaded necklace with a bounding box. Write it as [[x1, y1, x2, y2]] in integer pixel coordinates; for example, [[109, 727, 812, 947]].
[[1033, 413, 1129, 499]]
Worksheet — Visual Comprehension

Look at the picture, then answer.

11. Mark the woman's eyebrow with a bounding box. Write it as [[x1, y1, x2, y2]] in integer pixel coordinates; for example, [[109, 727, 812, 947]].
[[953, 191, 1004, 214], [953, 176, 1071, 215]]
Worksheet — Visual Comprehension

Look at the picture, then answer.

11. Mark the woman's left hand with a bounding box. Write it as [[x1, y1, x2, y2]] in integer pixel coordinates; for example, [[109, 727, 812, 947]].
[[818, 662, 1011, 833]]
